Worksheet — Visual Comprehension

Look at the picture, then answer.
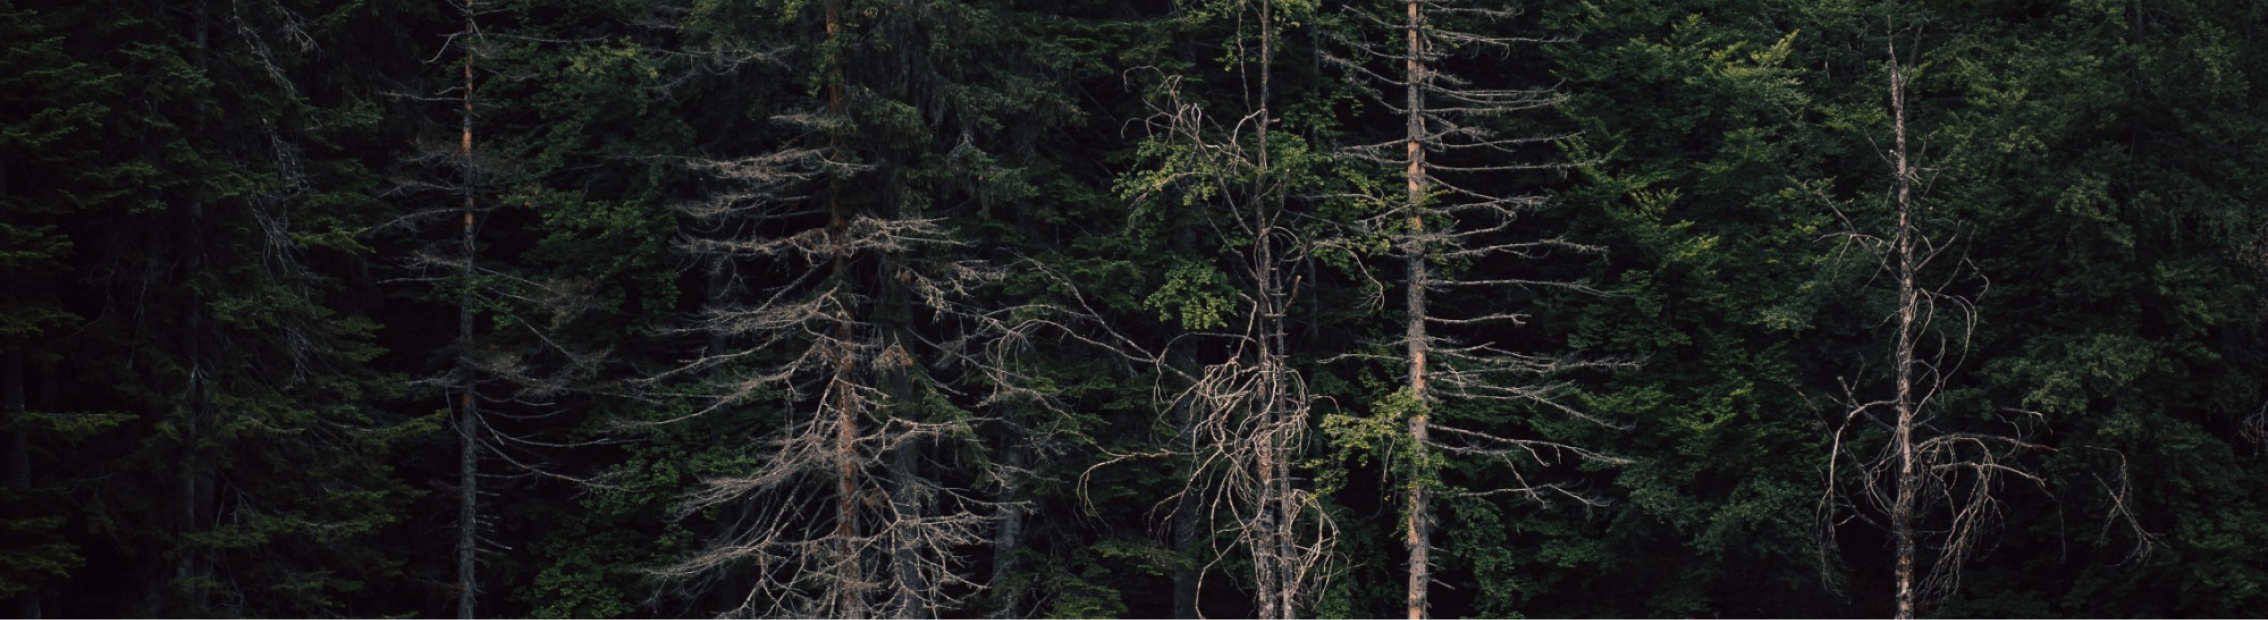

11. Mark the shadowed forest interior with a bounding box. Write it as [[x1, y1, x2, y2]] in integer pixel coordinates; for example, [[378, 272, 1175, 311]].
[[3, 0, 2267, 617]]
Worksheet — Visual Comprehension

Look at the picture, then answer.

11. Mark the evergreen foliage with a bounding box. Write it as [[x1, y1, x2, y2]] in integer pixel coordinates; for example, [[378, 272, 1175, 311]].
[[3, 0, 2265, 617]]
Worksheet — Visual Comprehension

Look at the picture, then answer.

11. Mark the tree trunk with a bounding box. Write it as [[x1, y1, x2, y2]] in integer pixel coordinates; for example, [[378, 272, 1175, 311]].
[[177, 217, 215, 611], [179, 230, 213, 611], [820, 5, 869, 616], [455, 22, 481, 618], [881, 339, 928, 618], [890, 437, 928, 618], [1273, 429, 1297, 620], [4, 349, 36, 619], [178, 4, 216, 609], [1887, 48, 1919, 620], [1401, 1, 1432, 618], [989, 441, 1026, 618], [1255, 4, 1295, 618]]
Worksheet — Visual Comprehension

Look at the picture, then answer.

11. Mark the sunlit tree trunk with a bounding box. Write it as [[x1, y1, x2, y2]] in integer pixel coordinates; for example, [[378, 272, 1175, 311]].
[[1886, 41, 1920, 620], [1322, 3, 1614, 615], [1399, 2, 1433, 617], [1819, 30, 2072, 620]]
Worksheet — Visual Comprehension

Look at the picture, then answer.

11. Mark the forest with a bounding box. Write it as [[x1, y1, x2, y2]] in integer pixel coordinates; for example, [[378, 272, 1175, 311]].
[[3, 0, 2266, 618]]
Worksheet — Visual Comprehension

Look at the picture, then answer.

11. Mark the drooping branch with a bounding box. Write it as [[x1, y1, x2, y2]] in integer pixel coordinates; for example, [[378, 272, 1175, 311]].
[[1809, 26, 2089, 619], [640, 3, 1073, 616], [1322, 2, 1619, 617], [1104, 6, 1340, 613]]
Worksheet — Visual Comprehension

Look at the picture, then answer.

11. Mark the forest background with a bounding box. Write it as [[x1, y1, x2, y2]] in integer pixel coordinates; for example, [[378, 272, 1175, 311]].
[[3, 0, 2266, 617]]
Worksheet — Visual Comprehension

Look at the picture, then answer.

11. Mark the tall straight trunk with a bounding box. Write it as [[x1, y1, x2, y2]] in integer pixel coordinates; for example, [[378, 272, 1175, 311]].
[[1254, 432, 1281, 620], [821, 3, 867, 616], [1272, 426, 1296, 620], [455, 20, 481, 618], [177, 5, 216, 610], [1250, 1, 1291, 616], [1400, 1, 1431, 618], [1886, 44, 1919, 620], [179, 227, 213, 609], [889, 437, 928, 618], [179, 212, 214, 612], [989, 441, 1027, 618], [883, 346, 927, 618], [4, 349, 34, 619]]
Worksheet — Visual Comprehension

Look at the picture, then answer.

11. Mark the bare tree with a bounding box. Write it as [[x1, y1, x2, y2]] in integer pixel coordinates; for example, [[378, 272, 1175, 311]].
[[644, 1, 1049, 616], [1321, 2, 1627, 617], [1108, 2, 1338, 617], [1815, 28, 2047, 620]]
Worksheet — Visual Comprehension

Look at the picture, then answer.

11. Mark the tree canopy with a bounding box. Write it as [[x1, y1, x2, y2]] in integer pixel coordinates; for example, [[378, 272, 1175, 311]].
[[2, 0, 2264, 617]]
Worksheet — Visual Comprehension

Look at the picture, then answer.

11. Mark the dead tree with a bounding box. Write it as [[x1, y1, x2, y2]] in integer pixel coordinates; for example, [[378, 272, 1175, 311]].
[[1110, 3, 1336, 616], [1322, 3, 1626, 617], [1816, 30, 2046, 620], [645, 2, 1047, 616], [649, 97, 1001, 620]]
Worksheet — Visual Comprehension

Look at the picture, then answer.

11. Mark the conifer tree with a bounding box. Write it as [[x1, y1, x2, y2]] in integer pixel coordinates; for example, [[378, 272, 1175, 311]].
[[0, 4, 117, 612], [1815, 20, 2059, 619], [34, 0, 416, 614], [651, 1, 1059, 615], [383, 2, 655, 614], [377, 3, 508, 614], [1321, 2, 1625, 616], [1116, 1, 1338, 616]]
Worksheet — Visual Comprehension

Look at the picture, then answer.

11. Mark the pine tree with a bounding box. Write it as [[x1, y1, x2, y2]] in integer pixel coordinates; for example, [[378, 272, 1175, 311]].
[[27, 0, 417, 614], [1811, 15, 2097, 618], [0, 3, 122, 612], [1320, 2, 1628, 615], [650, 1, 1064, 615]]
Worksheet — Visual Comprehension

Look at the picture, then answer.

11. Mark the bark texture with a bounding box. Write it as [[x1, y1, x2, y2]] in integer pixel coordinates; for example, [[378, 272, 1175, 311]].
[[455, 6, 482, 615]]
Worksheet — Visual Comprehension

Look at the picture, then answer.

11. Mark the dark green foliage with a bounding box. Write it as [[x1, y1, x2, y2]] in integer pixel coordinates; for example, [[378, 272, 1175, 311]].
[[4, 0, 2266, 617], [0, 0, 426, 616]]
